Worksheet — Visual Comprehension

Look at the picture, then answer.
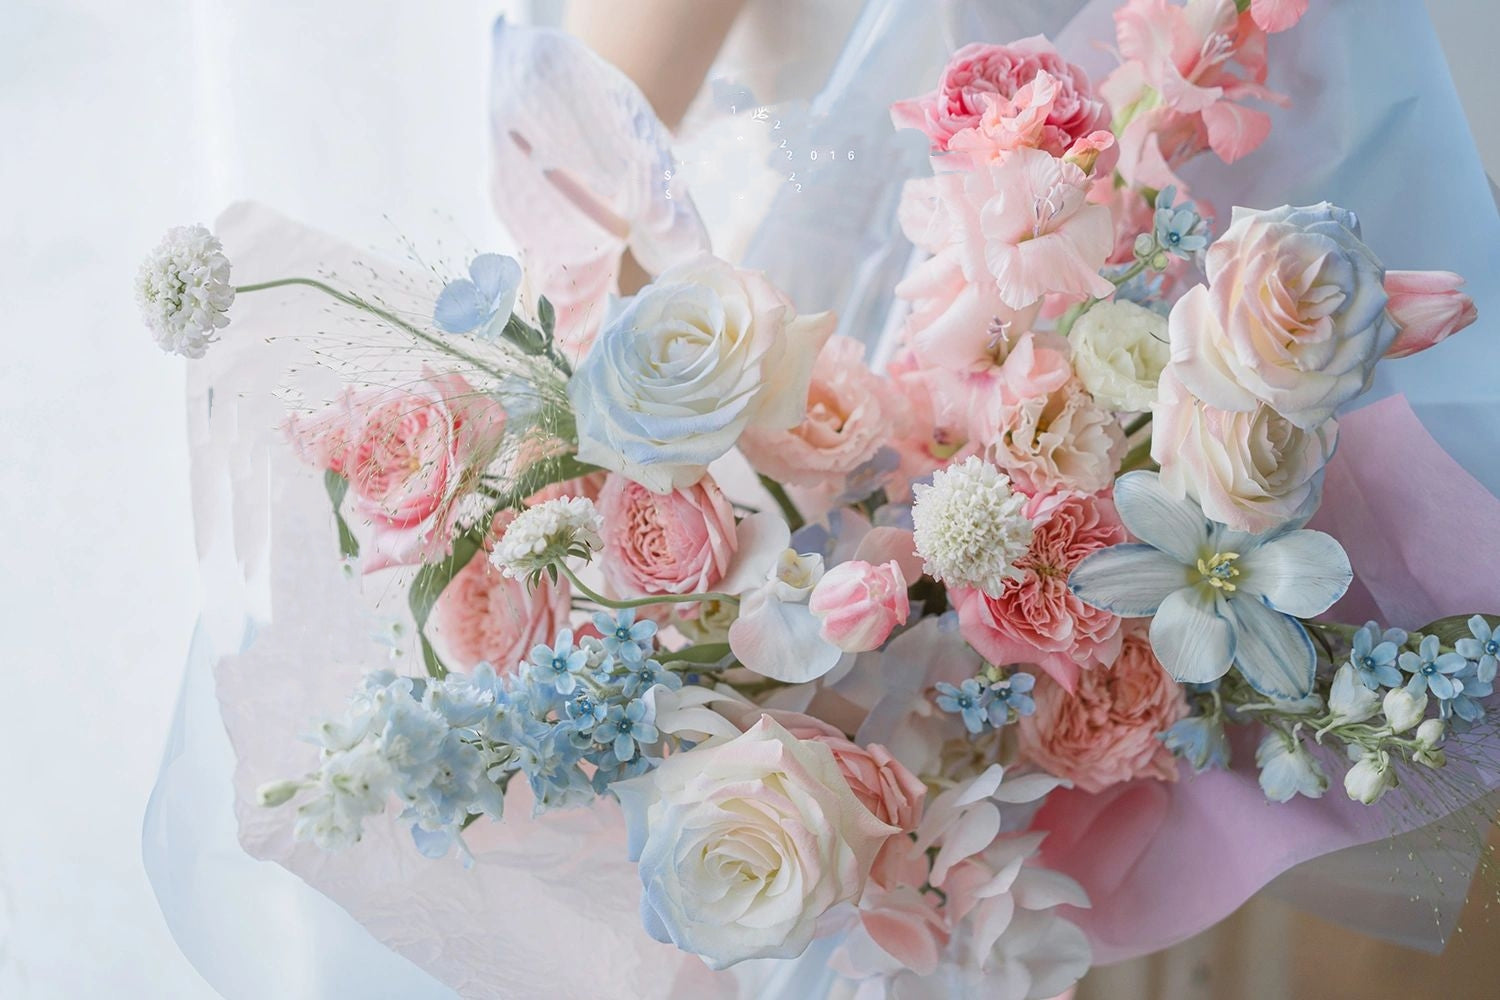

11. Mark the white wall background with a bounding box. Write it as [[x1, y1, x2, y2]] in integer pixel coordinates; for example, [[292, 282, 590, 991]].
[[0, 1, 1494, 997]]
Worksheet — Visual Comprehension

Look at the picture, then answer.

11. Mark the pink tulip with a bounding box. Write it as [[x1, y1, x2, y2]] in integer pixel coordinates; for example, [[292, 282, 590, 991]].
[[1383, 270, 1478, 359], [808, 560, 910, 653]]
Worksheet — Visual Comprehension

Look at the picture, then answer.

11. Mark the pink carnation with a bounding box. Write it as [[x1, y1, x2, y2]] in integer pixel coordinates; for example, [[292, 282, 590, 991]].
[[427, 511, 571, 673], [739, 336, 907, 489], [1017, 626, 1188, 793], [597, 472, 737, 613], [955, 491, 1126, 691], [892, 37, 1108, 156]]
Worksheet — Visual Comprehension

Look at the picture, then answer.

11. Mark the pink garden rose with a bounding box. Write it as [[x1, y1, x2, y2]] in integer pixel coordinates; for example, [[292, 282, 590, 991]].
[[1151, 367, 1336, 533], [427, 511, 571, 673], [892, 38, 1109, 156], [597, 472, 737, 613], [285, 372, 506, 572], [956, 491, 1126, 691], [1382, 270, 1478, 359], [739, 336, 907, 489], [988, 377, 1126, 497], [809, 560, 911, 653], [1018, 626, 1188, 794]]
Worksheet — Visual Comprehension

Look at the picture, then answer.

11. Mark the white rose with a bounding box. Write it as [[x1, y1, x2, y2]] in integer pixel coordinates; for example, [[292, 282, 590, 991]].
[[1068, 299, 1169, 412], [613, 716, 896, 968], [568, 254, 835, 492]]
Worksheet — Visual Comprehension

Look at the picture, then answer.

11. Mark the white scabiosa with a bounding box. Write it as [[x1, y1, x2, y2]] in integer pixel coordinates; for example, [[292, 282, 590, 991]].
[[491, 496, 605, 582], [136, 224, 235, 358], [911, 456, 1032, 595]]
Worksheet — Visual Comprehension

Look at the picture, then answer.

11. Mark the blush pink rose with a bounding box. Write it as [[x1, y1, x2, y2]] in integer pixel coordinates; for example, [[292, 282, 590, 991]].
[[1382, 270, 1478, 360], [892, 37, 1108, 156], [597, 472, 737, 612], [739, 336, 908, 489], [955, 491, 1126, 692], [987, 377, 1126, 497], [1017, 626, 1188, 793], [427, 511, 571, 673], [809, 560, 911, 653]]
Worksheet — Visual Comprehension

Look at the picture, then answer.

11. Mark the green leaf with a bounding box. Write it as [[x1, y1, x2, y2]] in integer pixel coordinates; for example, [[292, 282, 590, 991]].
[[501, 314, 548, 356], [495, 454, 602, 509], [1235, 0, 1251, 13], [537, 296, 556, 337], [1419, 613, 1495, 648], [408, 529, 485, 678], [659, 642, 733, 666], [323, 469, 360, 559]]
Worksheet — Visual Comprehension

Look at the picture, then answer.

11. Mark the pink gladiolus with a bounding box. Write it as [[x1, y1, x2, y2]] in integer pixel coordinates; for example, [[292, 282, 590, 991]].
[[1250, 0, 1308, 33], [1383, 270, 1478, 359], [809, 560, 911, 653]]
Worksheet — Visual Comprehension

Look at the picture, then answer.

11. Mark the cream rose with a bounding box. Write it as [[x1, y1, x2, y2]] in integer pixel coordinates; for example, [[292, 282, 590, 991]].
[[568, 254, 835, 492], [1169, 203, 1395, 428], [1068, 299, 1169, 412], [614, 716, 896, 968], [1151, 367, 1336, 533]]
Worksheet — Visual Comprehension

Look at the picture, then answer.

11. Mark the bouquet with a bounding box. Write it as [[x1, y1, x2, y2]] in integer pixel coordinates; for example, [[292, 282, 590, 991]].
[[139, 3, 1500, 997]]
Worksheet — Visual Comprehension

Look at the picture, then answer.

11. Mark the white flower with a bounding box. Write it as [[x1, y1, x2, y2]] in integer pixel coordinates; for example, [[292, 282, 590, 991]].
[[1343, 750, 1398, 804], [912, 457, 1033, 595], [1381, 686, 1428, 734], [1415, 718, 1447, 768], [1069, 299, 1169, 412], [136, 224, 235, 358], [1327, 664, 1381, 725], [612, 716, 896, 969], [1255, 730, 1328, 802], [568, 254, 835, 492], [490, 496, 604, 580]]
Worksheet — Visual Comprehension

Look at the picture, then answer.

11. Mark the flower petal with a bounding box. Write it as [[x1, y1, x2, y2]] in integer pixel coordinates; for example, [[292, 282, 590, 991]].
[[727, 595, 844, 683], [1226, 596, 1317, 699], [468, 252, 522, 312], [1068, 544, 1192, 616], [1149, 586, 1235, 683], [1236, 529, 1353, 616], [1113, 471, 1210, 563], [433, 278, 487, 333]]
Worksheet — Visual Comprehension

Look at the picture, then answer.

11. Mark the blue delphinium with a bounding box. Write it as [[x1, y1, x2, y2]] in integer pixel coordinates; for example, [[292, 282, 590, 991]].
[[433, 253, 522, 341], [1399, 634, 1466, 699], [1347, 621, 1405, 690]]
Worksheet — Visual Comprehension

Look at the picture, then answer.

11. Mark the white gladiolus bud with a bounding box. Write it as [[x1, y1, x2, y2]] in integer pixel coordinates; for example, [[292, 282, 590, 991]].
[[1344, 751, 1398, 805], [257, 778, 304, 807], [1381, 686, 1428, 734]]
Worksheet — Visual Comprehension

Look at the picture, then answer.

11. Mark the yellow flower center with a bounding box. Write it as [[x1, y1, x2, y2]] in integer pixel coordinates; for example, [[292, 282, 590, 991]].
[[1197, 551, 1241, 592]]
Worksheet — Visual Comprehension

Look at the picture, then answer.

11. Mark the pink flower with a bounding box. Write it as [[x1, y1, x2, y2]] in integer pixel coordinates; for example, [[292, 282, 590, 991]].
[[955, 491, 1126, 691], [1382, 270, 1478, 360], [1017, 626, 1188, 793], [739, 336, 907, 489], [427, 512, 571, 673], [597, 472, 737, 614], [285, 372, 506, 573], [892, 38, 1109, 156], [988, 378, 1126, 497], [809, 560, 911, 653], [883, 349, 967, 499], [947, 71, 1119, 173], [1250, 0, 1307, 33], [894, 248, 1041, 373]]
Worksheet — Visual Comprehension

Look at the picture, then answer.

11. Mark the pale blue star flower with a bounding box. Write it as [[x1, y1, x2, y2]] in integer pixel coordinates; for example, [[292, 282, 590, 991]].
[[1151, 186, 1209, 258], [527, 628, 589, 695], [1441, 659, 1492, 726], [1454, 615, 1500, 684], [985, 672, 1036, 727], [621, 658, 683, 699], [593, 609, 657, 664], [594, 697, 660, 763], [1159, 715, 1231, 772], [1347, 622, 1404, 691], [935, 678, 991, 735], [1399, 634, 1466, 700], [1068, 471, 1353, 699], [433, 253, 522, 340]]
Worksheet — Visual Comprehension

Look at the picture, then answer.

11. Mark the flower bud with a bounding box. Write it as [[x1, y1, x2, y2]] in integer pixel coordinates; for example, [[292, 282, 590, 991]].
[[808, 560, 910, 652], [1382, 687, 1428, 734], [1344, 752, 1398, 805], [1327, 664, 1381, 725], [1415, 718, 1447, 748], [1382, 270, 1477, 359], [257, 778, 304, 808]]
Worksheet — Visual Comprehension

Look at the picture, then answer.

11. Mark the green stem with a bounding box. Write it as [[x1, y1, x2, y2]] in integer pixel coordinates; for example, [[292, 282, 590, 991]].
[[234, 276, 512, 382], [1123, 412, 1152, 437], [1118, 436, 1156, 474], [1055, 260, 1151, 339], [758, 474, 806, 532], [560, 563, 739, 611]]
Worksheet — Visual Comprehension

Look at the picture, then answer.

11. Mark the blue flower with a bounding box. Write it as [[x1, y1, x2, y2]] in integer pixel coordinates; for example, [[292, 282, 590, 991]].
[[528, 628, 589, 695], [935, 678, 991, 735], [1347, 621, 1404, 690], [1151, 186, 1208, 258], [563, 690, 608, 735], [1441, 658, 1492, 726], [1160, 715, 1231, 772], [593, 609, 657, 664], [1454, 615, 1500, 684], [433, 253, 521, 340], [594, 697, 660, 762], [1398, 634, 1466, 699], [985, 672, 1036, 727], [1068, 471, 1353, 699], [622, 658, 683, 699]]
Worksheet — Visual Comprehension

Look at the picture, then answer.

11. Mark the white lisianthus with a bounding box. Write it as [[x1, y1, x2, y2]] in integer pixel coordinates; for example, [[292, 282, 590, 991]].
[[912, 457, 1033, 595], [1343, 750, 1398, 804], [136, 223, 235, 358], [613, 716, 896, 969], [1068, 299, 1169, 412], [568, 254, 836, 493]]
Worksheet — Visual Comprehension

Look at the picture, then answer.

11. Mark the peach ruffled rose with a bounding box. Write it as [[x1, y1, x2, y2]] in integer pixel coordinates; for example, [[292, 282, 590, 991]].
[[597, 472, 737, 614], [1018, 626, 1188, 794], [988, 377, 1126, 497], [955, 491, 1125, 692], [427, 511, 571, 673]]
